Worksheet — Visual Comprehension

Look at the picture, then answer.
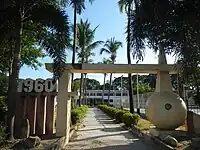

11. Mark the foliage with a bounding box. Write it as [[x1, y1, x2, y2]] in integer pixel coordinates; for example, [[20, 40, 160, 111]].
[[122, 112, 139, 127], [71, 105, 88, 125], [127, 0, 200, 105], [69, 0, 95, 71], [133, 83, 154, 94], [73, 78, 101, 90], [74, 19, 103, 105], [0, 0, 70, 79], [76, 19, 103, 63], [0, 76, 9, 96], [115, 110, 129, 123], [99, 57, 113, 103], [0, 76, 8, 125], [118, 0, 135, 114], [0, 123, 6, 142], [0, 31, 45, 73], [100, 37, 122, 103], [72, 79, 81, 92], [68, 0, 95, 14], [129, 0, 200, 69], [100, 37, 122, 63], [112, 74, 156, 92], [0, 96, 6, 123], [0, 0, 71, 139], [0, 96, 6, 141], [118, 0, 134, 14], [98, 105, 140, 126], [85, 78, 101, 90]]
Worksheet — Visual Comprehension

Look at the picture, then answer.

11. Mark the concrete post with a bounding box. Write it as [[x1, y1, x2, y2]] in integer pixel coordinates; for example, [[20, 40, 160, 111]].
[[56, 71, 72, 142]]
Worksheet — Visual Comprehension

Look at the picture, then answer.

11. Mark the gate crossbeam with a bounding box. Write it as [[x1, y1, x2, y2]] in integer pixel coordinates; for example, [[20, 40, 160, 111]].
[[45, 63, 181, 74]]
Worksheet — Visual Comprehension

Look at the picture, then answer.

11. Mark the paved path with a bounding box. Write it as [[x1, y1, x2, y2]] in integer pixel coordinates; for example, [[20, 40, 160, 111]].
[[65, 108, 161, 150]]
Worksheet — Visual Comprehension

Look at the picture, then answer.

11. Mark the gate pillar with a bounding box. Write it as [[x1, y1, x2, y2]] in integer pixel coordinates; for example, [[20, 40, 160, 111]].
[[56, 71, 72, 142]]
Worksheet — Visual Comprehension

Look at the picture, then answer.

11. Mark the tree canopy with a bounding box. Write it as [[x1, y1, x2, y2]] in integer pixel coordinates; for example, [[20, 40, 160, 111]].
[[130, 0, 200, 63]]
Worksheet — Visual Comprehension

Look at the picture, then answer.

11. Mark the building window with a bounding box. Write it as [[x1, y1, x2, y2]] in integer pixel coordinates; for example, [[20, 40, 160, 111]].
[[97, 93, 102, 96], [104, 93, 109, 96], [123, 93, 127, 96], [116, 93, 121, 96]]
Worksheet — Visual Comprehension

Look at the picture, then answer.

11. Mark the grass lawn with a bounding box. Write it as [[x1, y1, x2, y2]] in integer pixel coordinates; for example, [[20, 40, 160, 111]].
[[136, 118, 187, 132], [136, 118, 153, 131]]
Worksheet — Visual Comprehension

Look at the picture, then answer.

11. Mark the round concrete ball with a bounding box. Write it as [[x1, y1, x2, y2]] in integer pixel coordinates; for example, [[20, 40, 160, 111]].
[[145, 91, 187, 130]]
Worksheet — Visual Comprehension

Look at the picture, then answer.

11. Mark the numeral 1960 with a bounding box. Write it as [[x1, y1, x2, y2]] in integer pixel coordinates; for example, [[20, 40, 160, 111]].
[[18, 78, 57, 93]]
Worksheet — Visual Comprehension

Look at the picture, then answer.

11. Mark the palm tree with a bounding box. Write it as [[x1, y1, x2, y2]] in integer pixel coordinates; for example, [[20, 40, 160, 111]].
[[76, 19, 103, 106], [69, 0, 95, 83], [0, 0, 70, 140], [100, 37, 122, 104], [118, 0, 135, 113], [82, 53, 95, 105], [101, 58, 112, 104]]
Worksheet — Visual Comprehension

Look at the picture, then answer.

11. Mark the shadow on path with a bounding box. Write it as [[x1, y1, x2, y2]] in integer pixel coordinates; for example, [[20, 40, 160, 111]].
[[65, 107, 164, 150]]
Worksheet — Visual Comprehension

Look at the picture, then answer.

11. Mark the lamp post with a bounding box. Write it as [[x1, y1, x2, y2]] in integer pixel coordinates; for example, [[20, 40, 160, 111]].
[[183, 84, 189, 110], [136, 73, 140, 114], [113, 77, 116, 107], [120, 75, 123, 109]]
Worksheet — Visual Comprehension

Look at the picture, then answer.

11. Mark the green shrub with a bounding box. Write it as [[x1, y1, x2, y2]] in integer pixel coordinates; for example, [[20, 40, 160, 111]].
[[122, 112, 140, 127], [115, 110, 128, 123], [71, 105, 88, 125], [0, 96, 6, 123], [98, 105, 140, 127], [0, 123, 6, 141]]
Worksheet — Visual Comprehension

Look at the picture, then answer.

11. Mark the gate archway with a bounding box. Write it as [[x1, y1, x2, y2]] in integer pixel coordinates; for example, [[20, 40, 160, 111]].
[[45, 61, 180, 143]]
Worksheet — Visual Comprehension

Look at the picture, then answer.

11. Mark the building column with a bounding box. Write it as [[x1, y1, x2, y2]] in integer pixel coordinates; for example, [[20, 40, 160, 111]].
[[56, 71, 72, 142]]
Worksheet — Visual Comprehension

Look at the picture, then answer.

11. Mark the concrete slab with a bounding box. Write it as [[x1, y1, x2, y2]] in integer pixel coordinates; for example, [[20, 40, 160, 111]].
[[45, 63, 180, 74], [64, 108, 162, 150]]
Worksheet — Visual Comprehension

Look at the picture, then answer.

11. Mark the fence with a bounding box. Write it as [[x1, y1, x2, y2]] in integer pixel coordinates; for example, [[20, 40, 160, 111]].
[[122, 92, 153, 109], [115, 91, 200, 115]]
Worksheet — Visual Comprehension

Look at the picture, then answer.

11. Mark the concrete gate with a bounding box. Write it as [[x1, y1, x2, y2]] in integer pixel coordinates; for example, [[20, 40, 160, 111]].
[[15, 78, 57, 138], [44, 62, 180, 144]]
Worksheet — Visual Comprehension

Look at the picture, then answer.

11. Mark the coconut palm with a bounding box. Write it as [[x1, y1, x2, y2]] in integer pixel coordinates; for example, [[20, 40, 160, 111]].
[[118, 0, 135, 113], [82, 53, 95, 105], [69, 0, 95, 83], [76, 19, 103, 106], [100, 37, 122, 104]]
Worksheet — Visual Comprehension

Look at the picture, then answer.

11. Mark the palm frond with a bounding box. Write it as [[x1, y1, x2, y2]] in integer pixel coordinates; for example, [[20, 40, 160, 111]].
[[100, 48, 110, 55], [87, 41, 104, 50], [30, 3, 70, 79], [118, 0, 126, 13]]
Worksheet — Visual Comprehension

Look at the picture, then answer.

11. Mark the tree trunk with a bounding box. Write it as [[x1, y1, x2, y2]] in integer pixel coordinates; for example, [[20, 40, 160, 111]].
[[72, 5, 77, 65], [102, 73, 106, 104], [78, 73, 84, 107], [127, 4, 134, 113], [108, 73, 112, 105], [7, 11, 23, 140], [85, 74, 88, 105], [71, 4, 77, 88]]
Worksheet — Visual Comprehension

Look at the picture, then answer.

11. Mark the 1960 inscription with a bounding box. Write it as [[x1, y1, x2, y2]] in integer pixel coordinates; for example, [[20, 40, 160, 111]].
[[18, 78, 57, 93]]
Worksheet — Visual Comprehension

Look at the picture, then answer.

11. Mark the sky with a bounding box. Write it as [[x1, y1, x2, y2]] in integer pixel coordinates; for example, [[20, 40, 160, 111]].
[[19, 0, 175, 85]]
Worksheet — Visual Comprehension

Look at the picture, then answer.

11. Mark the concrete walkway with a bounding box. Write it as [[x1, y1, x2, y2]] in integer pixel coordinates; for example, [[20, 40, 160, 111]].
[[65, 108, 161, 150]]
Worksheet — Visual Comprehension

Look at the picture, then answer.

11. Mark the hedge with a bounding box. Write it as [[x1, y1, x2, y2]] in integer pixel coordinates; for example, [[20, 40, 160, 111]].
[[98, 105, 140, 127], [71, 105, 88, 125]]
